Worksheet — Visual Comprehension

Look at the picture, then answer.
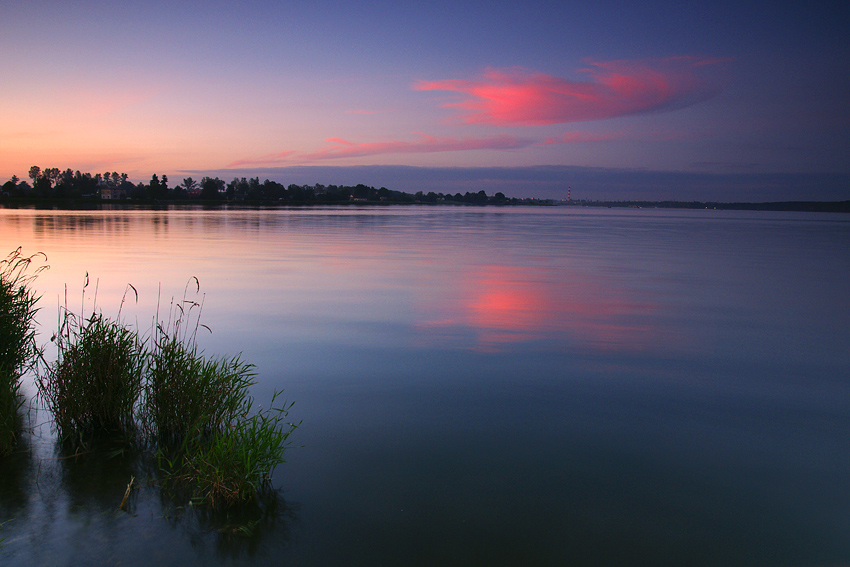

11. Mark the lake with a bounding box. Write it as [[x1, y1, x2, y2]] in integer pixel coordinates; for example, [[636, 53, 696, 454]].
[[1, 205, 849, 566]]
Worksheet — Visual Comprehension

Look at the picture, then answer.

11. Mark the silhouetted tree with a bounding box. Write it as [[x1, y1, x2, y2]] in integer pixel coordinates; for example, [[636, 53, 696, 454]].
[[226, 177, 249, 200], [146, 174, 168, 200], [200, 176, 224, 200], [128, 182, 145, 199], [2, 176, 18, 195], [45, 168, 60, 187], [28, 166, 40, 186], [263, 179, 286, 200], [32, 171, 53, 196]]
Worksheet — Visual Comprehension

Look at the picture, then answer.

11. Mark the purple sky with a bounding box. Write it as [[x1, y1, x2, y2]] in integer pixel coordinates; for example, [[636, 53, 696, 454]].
[[2, 0, 848, 200]]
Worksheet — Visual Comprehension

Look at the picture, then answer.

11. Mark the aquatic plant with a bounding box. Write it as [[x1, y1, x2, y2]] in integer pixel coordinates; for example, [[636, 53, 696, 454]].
[[143, 281, 255, 443], [150, 336, 298, 507], [147, 288, 298, 507], [0, 248, 46, 456], [160, 392, 297, 508], [37, 309, 146, 446], [35, 277, 298, 509], [145, 336, 257, 444]]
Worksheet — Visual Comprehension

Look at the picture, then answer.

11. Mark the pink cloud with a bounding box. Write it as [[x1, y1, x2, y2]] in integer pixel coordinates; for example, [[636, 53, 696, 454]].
[[414, 57, 731, 126], [300, 133, 534, 160]]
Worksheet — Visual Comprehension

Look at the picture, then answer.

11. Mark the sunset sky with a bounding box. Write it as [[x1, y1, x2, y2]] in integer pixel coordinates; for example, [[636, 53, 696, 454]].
[[2, 1, 847, 200]]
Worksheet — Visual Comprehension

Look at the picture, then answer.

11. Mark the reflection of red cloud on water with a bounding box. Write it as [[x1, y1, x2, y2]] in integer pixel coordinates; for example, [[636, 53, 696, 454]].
[[417, 265, 661, 353], [468, 271, 548, 347]]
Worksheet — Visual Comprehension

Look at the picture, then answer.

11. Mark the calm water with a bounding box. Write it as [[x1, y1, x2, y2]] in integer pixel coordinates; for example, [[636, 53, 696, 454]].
[[1, 205, 849, 566]]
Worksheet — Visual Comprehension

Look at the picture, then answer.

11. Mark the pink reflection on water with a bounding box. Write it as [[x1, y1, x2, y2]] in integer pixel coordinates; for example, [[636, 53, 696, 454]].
[[417, 264, 661, 353], [467, 267, 548, 347]]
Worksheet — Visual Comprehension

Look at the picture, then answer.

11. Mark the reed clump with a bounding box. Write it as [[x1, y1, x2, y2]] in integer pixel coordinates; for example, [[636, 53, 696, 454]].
[[38, 311, 146, 446], [160, 393, 296, 508], [147, 293, 297, 507], [35, 278, 298, 509], [145, 336, 256, 444], [0, 248, 45, 456]]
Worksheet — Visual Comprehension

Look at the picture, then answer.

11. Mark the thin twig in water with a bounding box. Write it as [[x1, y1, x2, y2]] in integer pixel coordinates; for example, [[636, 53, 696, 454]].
[[120, 475, 135, 510]]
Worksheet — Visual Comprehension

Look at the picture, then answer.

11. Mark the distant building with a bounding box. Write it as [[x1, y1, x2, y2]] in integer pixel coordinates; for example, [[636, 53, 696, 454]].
[[100, 185, 126, 200]]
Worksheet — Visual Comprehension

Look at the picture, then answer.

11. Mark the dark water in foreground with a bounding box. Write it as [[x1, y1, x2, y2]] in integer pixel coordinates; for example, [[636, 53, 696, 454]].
[[1, 206, 849, 566]]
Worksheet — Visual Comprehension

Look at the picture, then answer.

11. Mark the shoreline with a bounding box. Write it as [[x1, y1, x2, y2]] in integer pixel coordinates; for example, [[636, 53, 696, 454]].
[[1, 198, 849, 213]]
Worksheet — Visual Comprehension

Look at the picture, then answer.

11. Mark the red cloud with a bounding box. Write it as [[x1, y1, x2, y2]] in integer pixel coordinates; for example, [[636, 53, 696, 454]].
[[414, 57, 731, 126], [300, 133, 534, 160]]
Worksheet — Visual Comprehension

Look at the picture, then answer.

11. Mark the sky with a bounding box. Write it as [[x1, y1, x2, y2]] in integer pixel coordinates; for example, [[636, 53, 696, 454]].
[[1, 0, 848, 201]]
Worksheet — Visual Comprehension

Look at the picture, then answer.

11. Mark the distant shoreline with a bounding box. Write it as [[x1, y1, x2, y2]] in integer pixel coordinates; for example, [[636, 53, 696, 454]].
[[566, 200, 850, 213], [1, 198, 848, 213]]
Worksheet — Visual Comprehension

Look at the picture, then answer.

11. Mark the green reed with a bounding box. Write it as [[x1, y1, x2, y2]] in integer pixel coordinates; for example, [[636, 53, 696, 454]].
[[38, 310, 146, 446], [160, 392, 297, 508], [145, 337, 257, 444], [148, 290, 298, 507], [0, 248, 46, 456], [143, 281, 256, 445]]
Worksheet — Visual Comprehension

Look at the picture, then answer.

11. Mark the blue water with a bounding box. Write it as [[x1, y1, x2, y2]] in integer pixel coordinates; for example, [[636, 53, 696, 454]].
[[1, 206, 849, 566]]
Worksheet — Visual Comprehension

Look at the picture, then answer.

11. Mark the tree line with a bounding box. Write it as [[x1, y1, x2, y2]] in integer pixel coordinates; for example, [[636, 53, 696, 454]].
[[2, 166, 514, 205]]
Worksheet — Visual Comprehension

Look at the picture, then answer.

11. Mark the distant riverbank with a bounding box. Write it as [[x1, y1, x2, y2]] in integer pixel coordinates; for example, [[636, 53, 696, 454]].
[[2, 197, 849, 213], [566, 200, 850, 213]]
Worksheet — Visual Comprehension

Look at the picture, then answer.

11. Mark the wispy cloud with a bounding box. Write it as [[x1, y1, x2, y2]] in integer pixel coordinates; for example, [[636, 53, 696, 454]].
[[414, 56, 732, 126], [540, 131, 628, 144], [301, 133, 534, 160], [540, 128, 702, 145], [227, 151, 296, 167], [227, 133, 535, 166], [690, 161, 760, 171]]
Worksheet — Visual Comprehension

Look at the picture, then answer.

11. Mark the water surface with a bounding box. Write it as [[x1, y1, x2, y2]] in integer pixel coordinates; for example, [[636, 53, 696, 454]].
[[1, 206, 849, 566]]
